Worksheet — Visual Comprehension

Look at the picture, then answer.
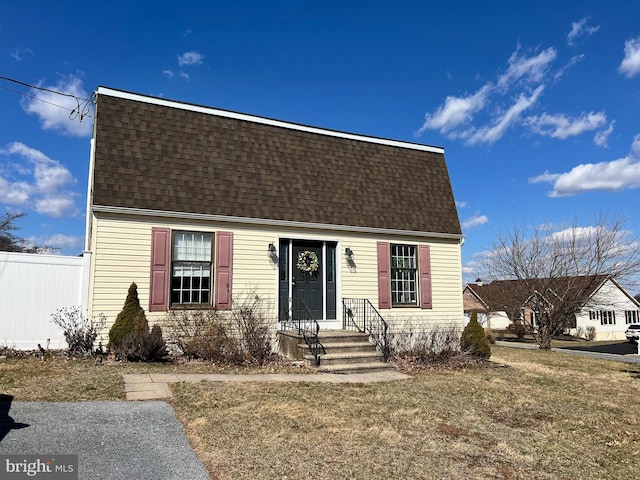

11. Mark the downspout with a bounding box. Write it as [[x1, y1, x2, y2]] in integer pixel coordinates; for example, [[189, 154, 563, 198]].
[[81, 90, 99, 316]]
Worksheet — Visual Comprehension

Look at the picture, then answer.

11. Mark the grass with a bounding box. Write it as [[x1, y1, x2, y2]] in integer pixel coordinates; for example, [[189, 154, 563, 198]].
[[2, 346, 639, 479], [169, 346, 640, 480], [0, 355, 310, 401]]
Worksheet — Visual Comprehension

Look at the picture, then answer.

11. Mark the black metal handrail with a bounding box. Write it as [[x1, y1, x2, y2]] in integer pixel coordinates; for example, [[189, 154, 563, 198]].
[[342, 298, 389, 361], [280, 297, 323, 366]]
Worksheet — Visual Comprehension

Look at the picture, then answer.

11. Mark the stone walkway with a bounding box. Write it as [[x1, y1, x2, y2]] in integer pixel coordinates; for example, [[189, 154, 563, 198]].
[[124, 371, 413, 400]]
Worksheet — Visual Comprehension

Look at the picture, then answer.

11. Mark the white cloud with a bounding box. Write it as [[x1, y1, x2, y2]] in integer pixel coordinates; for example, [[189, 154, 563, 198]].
[[466, 86, 544, 145], [553, 54, 585, 81], [418, 45, 553, 144], [462, 214, 488, 229], [21, 74, 93, 137], [162, 69, 175, 78], [178, 51, 204, 67], [0, 177, 30, 205], [619, 36, 640, 78], [179, 71, 190, 80], [416, 85, 491, 135], [497, 47, 557, 89], [34, 196, 78, 218], [594, 121, 615, 148], [0, 142, 79, 217], [632, 134, 640, 157], [548, 225, 606, 245], [25, 233, 83, 252], [525, 111, 606, 139], [455, 200, 467, 208], [529, 134, 640, 197], [567, 18, 600, 46], [10, 47, 33, 61]]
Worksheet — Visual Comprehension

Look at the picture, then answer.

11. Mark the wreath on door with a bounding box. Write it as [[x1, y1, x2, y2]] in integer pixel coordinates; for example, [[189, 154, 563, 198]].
[[296, 250, 319, 274]]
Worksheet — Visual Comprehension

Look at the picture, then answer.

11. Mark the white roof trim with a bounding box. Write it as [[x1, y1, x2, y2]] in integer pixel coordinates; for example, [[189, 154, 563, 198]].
[[92, 205, 464, 241], [96, 86, 445, 154]]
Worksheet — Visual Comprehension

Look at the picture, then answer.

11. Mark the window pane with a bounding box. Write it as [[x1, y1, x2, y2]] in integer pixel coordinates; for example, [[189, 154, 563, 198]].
[[391, 244, 417, 305], [174, 232, 212, 261], [327, 244, 335, 282], [172, 245, 212, 306], [279, 243, 288, 282]]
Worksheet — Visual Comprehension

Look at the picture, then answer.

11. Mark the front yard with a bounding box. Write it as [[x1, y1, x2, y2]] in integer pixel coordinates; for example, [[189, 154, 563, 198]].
[[1, 346, 639, 479]]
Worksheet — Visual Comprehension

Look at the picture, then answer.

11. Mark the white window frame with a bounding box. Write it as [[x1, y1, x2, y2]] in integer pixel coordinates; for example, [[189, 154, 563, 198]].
[[171, 231, 213, 305], [625, 310, 639, 324], [391, 244, 418, 306], [599, 310, 615, 326]]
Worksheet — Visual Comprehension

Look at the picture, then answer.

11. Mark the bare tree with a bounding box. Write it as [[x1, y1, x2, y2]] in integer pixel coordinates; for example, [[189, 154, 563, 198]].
[[0, 212, 28, 252], [0, 212, 51, 253], [481, 213, 640, 349]]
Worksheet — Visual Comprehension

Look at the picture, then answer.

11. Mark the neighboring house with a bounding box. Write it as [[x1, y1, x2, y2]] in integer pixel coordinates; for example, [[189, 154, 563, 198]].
[[85, 87, 464, 353], [463, 276, 640, 340], [462, 280, 511, 330]]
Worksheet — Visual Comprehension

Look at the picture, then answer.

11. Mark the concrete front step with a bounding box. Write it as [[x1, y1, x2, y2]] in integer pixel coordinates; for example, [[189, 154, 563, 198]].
[[305, 351, 383, 366], [292, 329, 390, 373], [316, 362, 394, 374], [316, 330, 371, 343], [298, 341, 376, 355]]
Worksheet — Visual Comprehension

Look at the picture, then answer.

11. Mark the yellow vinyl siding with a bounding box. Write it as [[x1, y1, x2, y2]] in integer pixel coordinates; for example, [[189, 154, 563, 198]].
[[339, 235, 463, 332], [89, 212, 463, 337]]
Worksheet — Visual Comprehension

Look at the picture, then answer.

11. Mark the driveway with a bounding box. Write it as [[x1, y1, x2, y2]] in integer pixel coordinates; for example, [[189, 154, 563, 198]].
[[496, 340, 640, 364], [0, 399, 210, 480]]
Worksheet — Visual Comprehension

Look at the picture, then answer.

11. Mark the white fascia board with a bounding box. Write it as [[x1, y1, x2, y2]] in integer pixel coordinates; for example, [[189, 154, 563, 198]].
[[92, 205, 465, 242], [96, 86, 445, 154]]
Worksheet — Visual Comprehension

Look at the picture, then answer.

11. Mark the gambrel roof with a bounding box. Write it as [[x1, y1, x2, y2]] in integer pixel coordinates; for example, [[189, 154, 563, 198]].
[[91, 87, 462, 237]]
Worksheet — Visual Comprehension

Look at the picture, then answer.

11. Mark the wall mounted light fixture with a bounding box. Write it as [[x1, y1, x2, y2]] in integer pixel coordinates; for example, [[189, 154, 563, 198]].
[[268, 242, 278, 262], [345, 247, 354, 259]]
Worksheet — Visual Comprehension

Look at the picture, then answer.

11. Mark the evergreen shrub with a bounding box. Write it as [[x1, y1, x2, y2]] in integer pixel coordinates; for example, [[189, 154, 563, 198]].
[[461, 311, 491, 358], [108, 283, 167, 361]]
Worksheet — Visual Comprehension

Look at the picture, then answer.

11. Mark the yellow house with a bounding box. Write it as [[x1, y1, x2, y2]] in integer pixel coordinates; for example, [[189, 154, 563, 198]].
[[85, 87, 464, 364]]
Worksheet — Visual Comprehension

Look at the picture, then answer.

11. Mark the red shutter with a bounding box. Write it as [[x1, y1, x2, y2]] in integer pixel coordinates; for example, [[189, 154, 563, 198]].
[[419, 245, 432, 309], [149, 227, 170, 312], [215, 231, 233, 310], [377, 242, 391, 309]]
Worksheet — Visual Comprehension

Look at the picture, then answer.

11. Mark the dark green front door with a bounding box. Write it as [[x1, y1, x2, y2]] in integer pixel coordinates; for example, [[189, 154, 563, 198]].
[[292, 241, 323, 320]]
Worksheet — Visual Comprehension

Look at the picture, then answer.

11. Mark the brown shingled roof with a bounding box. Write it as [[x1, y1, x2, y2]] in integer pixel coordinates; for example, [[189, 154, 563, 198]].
[[91, 87, 462, 236], [465, 275, 610, 313]]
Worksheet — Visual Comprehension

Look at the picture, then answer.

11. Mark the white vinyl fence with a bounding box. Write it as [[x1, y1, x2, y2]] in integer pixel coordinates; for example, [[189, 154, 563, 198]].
[[0, 251, 90, 349]]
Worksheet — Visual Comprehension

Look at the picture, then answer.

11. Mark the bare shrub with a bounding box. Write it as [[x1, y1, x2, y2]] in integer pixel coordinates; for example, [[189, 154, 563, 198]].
[[231, 293, 272, 365], [485, 329, 496, 344], [166, 291, 273, 365], [507, 321, 527, 339], [166, 308, 241, 363], [586, 326, 596, 341], [51, 306, 106, 355], [389, 324, 461, 363]]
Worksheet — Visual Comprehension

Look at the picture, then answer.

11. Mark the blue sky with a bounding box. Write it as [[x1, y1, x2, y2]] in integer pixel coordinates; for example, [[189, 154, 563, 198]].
[[1, 1, 640, 289]]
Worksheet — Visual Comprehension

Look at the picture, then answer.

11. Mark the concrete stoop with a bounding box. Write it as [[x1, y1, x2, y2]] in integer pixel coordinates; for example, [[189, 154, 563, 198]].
[[301, 330, 392, 374]]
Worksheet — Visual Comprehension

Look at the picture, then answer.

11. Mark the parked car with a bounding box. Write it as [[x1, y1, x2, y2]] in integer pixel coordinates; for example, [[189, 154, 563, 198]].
[[625, 324, 640, 342]]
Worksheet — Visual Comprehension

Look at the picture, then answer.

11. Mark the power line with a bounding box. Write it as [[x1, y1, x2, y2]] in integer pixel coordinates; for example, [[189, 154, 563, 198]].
[[0, 75, 94, 122], [0, 84, 78, 113]]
